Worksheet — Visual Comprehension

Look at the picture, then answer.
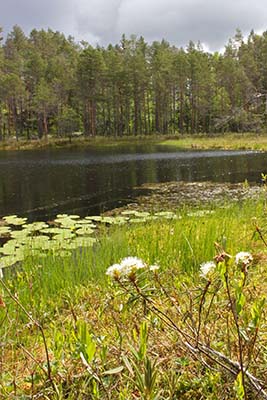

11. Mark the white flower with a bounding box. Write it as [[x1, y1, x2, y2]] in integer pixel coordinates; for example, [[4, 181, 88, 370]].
[[106, 263, 123, 279], [149, 264, 160, 272], [106, 257, 146, 279], [200, 261, 216, 278], [235, 252, 253, 266], [120, 257, 146, 275], [0, 268, 3, 279]]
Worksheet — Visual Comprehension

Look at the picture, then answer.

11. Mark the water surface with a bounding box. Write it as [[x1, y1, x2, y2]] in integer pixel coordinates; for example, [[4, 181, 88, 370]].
[[0, 146, 265, 219]]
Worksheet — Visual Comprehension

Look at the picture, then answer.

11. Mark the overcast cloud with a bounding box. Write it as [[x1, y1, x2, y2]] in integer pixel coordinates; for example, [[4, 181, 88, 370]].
[[1, 0, 267, 51]]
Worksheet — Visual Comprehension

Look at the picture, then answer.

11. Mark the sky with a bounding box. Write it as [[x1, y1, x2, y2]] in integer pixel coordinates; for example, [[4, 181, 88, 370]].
[[1, 0, 267, 51]]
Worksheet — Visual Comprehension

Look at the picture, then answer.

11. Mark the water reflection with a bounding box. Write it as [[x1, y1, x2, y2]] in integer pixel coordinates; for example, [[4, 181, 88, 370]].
[[0, 147, 266, 220]]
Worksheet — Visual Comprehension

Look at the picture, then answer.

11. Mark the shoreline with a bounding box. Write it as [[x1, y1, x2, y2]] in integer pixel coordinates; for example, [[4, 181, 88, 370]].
[[1, 133, 267, 152]]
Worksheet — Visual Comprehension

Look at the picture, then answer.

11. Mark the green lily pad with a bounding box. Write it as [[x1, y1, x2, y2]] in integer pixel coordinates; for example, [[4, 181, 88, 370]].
[[75, 218, 96, 226], [10, 230, 30, 240], [0, 226, 11, 236], [3, 215, 28, 226], [76, 227, 95, 236], [52, 231, 75, 240], [68, 215, 80, 220], [0, 240, 23, 255], [112, 217, 128, 225], [0, 255, 23, 268], [23, 222, 49, 232], [121, 210, 139, 215], [132, 211, 150, 218], [54, 218, 76, 228], [129, 218, 147, 223], [26, 236, 51, 250], [41, 227, 69, 235], [85, 216, 103, 222]]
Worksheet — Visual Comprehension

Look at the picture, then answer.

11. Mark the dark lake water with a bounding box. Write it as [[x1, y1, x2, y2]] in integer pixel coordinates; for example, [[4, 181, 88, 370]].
[[0, 145, 266, 220]]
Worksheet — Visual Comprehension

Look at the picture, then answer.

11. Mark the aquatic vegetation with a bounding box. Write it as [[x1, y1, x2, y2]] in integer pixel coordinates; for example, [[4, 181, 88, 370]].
[[3, 215, 27, 225], [0, 210, 184, 268], [0, 226, 11, 236]]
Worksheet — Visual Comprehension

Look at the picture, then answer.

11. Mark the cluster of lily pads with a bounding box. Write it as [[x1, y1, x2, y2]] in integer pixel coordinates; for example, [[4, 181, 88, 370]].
[[0, 211, 179, 269]]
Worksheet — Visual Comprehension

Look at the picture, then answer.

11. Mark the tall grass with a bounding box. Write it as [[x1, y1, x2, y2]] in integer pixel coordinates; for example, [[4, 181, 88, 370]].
[[4, 199, 263, 309]]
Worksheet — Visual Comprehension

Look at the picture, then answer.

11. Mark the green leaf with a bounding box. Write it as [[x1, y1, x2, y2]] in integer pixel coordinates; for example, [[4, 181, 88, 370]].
[[102, 366, 124, 376], [3, 215, 27, 225], [122, 355, 134, 376], [234, 372, 245, 399], [0, 226, 11, 236]]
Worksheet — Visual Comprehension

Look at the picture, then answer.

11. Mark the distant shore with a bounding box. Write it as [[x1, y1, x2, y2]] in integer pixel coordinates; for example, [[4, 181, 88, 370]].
[[0, 132, 267, 152]]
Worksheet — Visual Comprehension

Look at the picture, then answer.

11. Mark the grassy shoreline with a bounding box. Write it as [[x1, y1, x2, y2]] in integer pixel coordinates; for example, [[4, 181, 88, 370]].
[[1, 132, 267, 151], [1, 196, 267, 398]]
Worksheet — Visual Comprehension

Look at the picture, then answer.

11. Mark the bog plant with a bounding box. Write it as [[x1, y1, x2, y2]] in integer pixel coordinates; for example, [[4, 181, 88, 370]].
[[1, 198, 267, 398], [106, 247, 267, 399]]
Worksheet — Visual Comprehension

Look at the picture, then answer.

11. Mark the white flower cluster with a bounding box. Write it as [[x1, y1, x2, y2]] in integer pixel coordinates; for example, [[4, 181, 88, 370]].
[[235, 252, 253, 267], [200, 261, 216, 278], [200, 251, 253, 279], [106, 257, 159, 279]]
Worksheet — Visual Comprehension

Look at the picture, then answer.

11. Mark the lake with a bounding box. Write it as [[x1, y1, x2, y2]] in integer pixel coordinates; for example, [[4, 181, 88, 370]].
[[0, 146, 266, 220]]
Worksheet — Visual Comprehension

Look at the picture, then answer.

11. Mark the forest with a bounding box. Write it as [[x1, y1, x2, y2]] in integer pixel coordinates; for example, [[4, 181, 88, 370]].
[[1, 26, 267, 139]]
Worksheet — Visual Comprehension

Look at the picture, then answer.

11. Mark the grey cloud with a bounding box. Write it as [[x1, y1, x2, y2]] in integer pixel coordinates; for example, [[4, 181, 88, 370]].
[[1, 0, 267, 50], [75, 0, 122, 36], [116, 0, 267, 50], [1, 0, 73, 36]]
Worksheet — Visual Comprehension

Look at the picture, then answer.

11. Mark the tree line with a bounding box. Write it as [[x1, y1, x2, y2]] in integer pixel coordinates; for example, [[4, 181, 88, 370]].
[[0, 26, 267, 140]]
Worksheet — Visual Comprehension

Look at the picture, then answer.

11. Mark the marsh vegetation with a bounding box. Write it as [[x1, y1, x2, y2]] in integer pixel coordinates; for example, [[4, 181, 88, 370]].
[[1, 192, 267, 398]]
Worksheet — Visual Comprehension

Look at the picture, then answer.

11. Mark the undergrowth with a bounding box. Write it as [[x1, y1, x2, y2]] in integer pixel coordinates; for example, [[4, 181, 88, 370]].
[[1, 198, 267, 399]]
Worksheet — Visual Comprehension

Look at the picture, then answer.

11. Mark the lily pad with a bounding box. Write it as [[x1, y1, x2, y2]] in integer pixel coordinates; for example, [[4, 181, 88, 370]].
[[3, 215, 28, 226], [85, 216, 103, 222], [52, 231, 75, 240], [41, 227, 69, 235], [26, 236, 51, 250], [76, 227, 95, 236], [23, 222, 49, 232], [0, 226, 11, 236], [0, 240, 23, 255], [10, 230, 30, 240], [75, 219, 96, 226], [132, 211, 150, 218], [0, 255, 23, 268], [54, 217, 76, 228], [129, 218, 147, 223], [121, 210, 140, 215]]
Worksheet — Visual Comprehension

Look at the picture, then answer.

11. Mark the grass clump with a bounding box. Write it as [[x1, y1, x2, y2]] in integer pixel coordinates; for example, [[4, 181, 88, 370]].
[[1, 198, 267, 398]]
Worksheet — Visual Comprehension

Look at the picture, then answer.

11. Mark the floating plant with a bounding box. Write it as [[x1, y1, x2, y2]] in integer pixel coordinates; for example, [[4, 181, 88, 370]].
[[0, 208, 182, 269]]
